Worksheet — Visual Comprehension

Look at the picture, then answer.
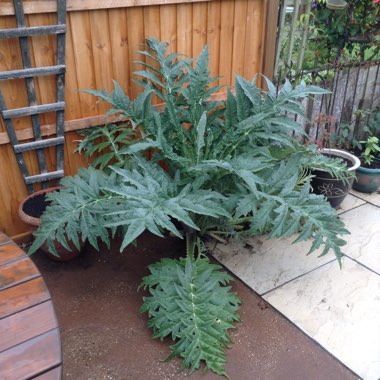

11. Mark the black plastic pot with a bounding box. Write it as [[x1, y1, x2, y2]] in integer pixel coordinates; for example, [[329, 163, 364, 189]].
[[311, 149, 360, 208]]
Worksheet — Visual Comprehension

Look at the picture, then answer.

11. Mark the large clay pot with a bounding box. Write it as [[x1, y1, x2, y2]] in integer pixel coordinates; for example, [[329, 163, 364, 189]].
[[19, 187, 83, 261], [311, 149, 360, 208]]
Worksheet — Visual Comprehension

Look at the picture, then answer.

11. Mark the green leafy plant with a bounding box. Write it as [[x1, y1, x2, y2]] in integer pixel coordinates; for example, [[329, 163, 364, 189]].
[[140, 257, 241, 376], [277, 0, 379, 81], [29, 38, 353, 376], [361, 135, 380, 166]]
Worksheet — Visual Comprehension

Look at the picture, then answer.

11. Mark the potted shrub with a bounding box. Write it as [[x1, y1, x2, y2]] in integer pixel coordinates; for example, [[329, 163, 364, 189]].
[[19, 187, 83, 261], [310, 148, 360, 208], [353, 136, 380, 193], [28, 38, 351, 377]]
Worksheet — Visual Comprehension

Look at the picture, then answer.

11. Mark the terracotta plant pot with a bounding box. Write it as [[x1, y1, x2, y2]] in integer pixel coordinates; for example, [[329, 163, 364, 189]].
[[311, 149, 360, 208], [19, 187, 83, 261], [352, 158, 380, 193]]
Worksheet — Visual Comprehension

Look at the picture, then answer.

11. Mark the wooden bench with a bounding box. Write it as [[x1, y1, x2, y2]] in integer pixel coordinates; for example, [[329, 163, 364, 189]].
[[0, 231, 62, 379]]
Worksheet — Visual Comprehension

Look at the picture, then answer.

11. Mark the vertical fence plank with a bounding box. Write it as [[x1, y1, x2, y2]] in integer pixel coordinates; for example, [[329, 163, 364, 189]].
[[143, 5, 161, 104], [206, 0, 221, 81], [64, 14, 81, 121], [89, 10, 114, 114], [176, 2, 193, 57], [63, 13, 87, 182], [108, 8, 130, 92], [126, 6, 145, 98], [219, 0, 235, 86], [69, 11, 98, 117], [192, 2, 207, 58], [243, 0, 263, 79], [64, 131, 88, 176], [231, 0, 248, 82], [160, 4, 177, 53], [144, 5, 161, 41], [0, 144, 30, 235], [261, 0, 278, 81]]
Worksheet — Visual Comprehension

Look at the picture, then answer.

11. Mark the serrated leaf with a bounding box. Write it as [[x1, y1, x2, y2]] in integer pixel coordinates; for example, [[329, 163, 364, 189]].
[[140, 257, 241, 377]]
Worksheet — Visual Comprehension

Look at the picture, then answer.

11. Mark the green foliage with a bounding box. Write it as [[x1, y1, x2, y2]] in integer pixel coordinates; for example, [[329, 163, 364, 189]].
[[311, 0, 379, 61], [29, 161, 229, 256], [361, 136, 380, 166], [140, 256, 241, 377], [30, 38, 354, 376], [277, 0, 379, 79], [32, 37, 352, 261], [76, 123, 137, 170]]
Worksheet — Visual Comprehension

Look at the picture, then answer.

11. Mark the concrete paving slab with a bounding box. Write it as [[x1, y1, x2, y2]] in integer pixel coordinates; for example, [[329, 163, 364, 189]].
[[340, 203, 380, 274], [263, 257, 380, 380]]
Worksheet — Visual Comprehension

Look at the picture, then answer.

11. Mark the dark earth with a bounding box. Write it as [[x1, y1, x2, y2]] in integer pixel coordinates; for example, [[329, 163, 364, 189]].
[[30, 233, 359, 380], [22, 193, 51, 218]]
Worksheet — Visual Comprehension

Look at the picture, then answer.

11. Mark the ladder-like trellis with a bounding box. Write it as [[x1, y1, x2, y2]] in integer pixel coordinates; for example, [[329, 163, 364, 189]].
[[0, 0, 66, 194]]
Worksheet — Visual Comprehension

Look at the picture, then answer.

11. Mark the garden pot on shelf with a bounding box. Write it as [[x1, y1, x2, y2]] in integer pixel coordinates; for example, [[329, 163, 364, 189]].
[[352, 158, 380, 193], [19, 187, 83, 261], [311, 148, 360, 208]]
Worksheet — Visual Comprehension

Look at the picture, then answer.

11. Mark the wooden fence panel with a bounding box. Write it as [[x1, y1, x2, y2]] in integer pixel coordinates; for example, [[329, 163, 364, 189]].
[[0, 0, 276, 239]]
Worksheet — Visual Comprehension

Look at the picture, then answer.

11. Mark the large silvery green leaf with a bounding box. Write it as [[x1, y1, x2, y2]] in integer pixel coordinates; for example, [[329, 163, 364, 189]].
[[140, 257, 241, 377], [29, 161, 230, 255]]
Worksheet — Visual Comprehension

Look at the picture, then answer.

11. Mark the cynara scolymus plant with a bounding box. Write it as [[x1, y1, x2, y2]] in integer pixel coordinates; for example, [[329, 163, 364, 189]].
[[30, 38, 352, 377]]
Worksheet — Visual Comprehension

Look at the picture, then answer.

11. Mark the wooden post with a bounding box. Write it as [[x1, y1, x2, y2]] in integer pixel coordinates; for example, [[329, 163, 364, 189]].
[[261, 0, 280, 81]]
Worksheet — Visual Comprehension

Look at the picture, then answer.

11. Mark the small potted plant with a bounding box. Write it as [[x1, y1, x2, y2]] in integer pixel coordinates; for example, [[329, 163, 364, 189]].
[[310, 148, 360, 208], [353, 136, 380, 193], [307, 114, 361, 208]]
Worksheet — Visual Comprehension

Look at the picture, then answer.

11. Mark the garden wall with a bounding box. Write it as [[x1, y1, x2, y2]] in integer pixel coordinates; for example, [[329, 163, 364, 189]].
[[0, 0, 278, 239]]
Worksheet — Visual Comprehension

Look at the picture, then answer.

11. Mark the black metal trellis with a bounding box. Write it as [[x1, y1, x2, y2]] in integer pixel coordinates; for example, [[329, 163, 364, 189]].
[[0, 0, 67, 194]]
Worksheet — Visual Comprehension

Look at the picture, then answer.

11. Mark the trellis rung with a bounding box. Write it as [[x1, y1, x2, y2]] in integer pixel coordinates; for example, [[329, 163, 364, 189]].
[[2, 102, 65, 119], [0, 24, 66, 39], [25, 170, 64, 185], [14, 137, 65, 153], [0, 65, 66, 80]]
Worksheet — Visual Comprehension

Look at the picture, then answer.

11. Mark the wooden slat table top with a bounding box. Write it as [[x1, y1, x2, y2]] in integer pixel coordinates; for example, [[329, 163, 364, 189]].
[[0, 232, 62, 379], [0, 301, 58, 352], [0, 242, 27, 265], [33, 366, 62, 380], [0, 256, 40, 291], [0, 276, 50, 319], [0, 329, 61, 379], [0, 231, 12, 246]]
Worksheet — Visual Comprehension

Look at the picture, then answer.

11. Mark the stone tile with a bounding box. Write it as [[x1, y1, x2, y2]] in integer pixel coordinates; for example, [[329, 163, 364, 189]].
[[263, 258, 380, 380], [207, 235, 335, 295], [337, 194, 366, 214], [350, 189, 380, 207], [339, 203, 380, 274]]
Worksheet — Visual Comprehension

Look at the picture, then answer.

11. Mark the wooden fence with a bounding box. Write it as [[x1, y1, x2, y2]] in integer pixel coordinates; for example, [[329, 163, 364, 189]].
[[0, 0, 278, 240]]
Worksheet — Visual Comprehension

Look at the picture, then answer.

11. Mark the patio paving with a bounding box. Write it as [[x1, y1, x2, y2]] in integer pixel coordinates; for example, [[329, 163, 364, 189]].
[[210, 190, 380, 380]]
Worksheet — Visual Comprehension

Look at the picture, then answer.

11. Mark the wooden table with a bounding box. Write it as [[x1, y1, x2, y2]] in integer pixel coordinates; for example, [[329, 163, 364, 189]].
[[0, 231, 62, 379]]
